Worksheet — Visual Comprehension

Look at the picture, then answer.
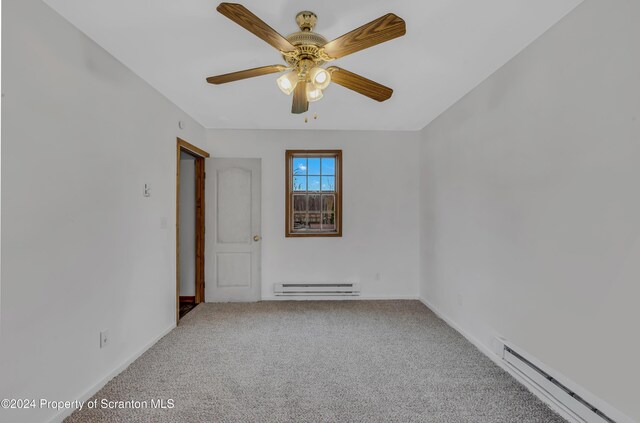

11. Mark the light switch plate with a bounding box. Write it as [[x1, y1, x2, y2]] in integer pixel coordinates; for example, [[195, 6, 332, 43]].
[[100, 330, 109, 348]]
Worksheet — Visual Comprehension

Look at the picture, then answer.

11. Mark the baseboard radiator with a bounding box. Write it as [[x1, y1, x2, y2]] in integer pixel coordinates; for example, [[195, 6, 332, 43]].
[[274, 283, 360, 296], [503, 345, 615, 423]]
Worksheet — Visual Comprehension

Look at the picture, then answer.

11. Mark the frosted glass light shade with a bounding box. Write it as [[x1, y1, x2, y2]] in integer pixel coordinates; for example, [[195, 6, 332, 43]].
[[306, 83, 323, 102], [277, 72, 298, 95], [309, 67, 331, 90]]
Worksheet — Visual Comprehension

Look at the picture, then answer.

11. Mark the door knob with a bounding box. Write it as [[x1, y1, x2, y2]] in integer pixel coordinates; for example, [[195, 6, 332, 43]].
[[253, 235, 261, 242]]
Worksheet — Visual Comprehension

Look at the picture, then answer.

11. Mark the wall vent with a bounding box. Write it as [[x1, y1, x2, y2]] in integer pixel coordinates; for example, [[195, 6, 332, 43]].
[[503, 345, 616, 423], [274, 283, 360, 296]]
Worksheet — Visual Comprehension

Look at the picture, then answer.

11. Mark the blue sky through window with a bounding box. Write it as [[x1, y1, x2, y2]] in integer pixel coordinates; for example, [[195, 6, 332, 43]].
[[322, 158, 335, 175], [308, 176, 320, 191], [292, 156, 336, 192], [293, 176, 306, 191], [321, 176, 335, 191], [293, 158, 307, 175], [308, 158, 321, 175]]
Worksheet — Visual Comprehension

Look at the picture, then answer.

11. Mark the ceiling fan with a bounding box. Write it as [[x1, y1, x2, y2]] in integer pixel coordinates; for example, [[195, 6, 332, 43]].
[[206, 3, 406, 114]]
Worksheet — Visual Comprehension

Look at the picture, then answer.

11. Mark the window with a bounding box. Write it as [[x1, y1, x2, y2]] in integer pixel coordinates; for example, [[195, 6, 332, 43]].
[[286, 150, 342, 237]]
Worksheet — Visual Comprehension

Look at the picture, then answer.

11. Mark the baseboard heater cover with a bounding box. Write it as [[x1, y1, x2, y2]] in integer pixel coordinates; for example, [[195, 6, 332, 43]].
[[274, 283, 360, 296], [503, 345, 616, 423]]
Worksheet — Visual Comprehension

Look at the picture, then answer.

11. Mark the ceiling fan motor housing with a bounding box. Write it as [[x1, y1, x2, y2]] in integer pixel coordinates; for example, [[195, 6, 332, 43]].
[[295, 11, 317, 31], [282, 11, 329, 68]]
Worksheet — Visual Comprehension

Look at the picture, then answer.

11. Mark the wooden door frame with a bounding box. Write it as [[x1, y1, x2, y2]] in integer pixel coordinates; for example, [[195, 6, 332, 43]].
[[176, 138, 210, 323]]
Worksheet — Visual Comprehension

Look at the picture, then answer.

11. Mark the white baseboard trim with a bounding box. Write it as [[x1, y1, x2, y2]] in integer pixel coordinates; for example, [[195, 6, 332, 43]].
[[47, 323, 176, 423], [261, 295, 420, 301], [418, 297, 586, 423], [418, 297, 634, 423]]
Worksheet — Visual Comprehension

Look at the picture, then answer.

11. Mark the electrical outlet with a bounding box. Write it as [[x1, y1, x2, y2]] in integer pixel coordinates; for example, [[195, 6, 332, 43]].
[[100, 330, 110, 348], [457, 294, 463, 306], [374, 273, 381, 281]]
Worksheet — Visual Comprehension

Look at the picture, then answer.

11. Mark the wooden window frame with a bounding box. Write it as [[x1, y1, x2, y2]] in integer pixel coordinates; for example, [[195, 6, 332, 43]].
[[285, 150, 342, 237]]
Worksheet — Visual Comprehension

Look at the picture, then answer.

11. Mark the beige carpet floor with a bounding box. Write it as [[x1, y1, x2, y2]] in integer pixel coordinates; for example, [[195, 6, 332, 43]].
[[65, 301, 565, 422]]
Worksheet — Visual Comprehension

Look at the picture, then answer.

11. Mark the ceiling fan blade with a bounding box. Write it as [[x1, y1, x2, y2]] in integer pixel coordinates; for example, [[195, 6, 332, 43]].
[[327, 67, 393, 102], [206, 65, 287, 84], [322, 13, 406, 60], [292, 82, 308, 114], [217, 3, 296, 53]]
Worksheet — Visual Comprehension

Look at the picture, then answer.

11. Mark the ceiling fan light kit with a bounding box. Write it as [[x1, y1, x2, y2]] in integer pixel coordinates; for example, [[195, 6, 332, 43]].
[[207, 3, 406, 114]]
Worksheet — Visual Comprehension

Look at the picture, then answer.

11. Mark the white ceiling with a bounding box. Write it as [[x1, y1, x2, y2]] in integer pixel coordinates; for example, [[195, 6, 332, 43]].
[[43, 0, 581, 131]]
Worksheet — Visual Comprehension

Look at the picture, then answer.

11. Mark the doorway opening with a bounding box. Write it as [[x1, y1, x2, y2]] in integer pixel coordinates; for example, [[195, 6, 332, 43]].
[[176, 138, 209, 322]]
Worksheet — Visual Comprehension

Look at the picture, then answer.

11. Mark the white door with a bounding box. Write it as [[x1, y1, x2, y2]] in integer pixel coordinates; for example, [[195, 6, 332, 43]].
[[206, 158, 261, 302]]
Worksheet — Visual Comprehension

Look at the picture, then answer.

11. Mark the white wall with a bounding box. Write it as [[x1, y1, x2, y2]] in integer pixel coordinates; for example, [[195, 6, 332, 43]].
[[419, 0, 640, 421], [205, 129, 421, 300], [179, 158, 196, 297], [0, 1, 206, 422]]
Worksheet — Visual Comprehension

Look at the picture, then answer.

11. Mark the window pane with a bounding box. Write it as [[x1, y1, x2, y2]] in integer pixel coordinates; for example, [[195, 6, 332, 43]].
[[293, 195, 307, 212], [321, 157, 335, 175], [322, 194, 335, 212], [293, 158, 307, 175], [322, 212, 336, 231], [321, 176, 335, 192], [308, 176, 320, 191], [293, 213, 308, 230], [308, 213, 321, 229], [293, 175, 306, 191], [307, 158, 321, 175], [308, 195, 321, 211]]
